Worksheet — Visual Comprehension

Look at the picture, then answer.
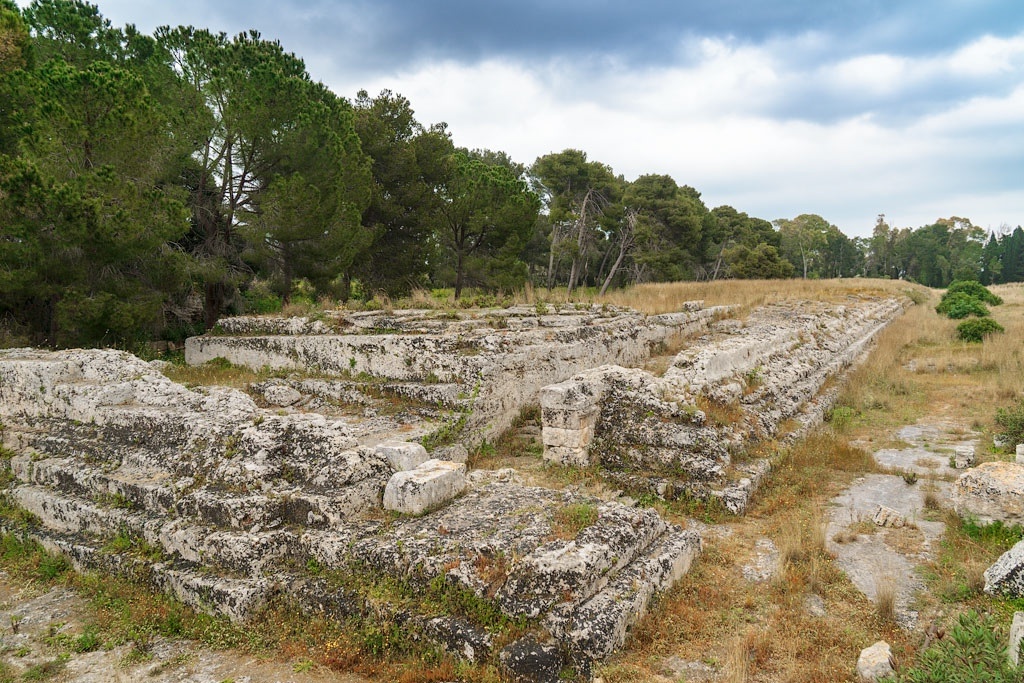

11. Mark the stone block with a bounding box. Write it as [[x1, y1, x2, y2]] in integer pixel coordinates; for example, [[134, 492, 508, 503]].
[[262, 384, 302, 407], [498, 636, 564, 683], [542, 425, 595, 450], [383, 459, 466, 515], [856, 641, 893, 681], [1017, 444, 1024, 464], [985, 539, 1024, 597], [873, 505, 906, 528], [1010, 612, 1024, 666], [375, 441, 430, 472], [432, 443, 469, 464], [543, 445, 590, 467], [952, 462, 1024, 526], [953, 445, 975, 469]]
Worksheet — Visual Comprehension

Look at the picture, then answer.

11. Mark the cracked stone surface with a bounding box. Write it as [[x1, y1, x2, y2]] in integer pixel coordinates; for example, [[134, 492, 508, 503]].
[[827, 473, 951, 630]]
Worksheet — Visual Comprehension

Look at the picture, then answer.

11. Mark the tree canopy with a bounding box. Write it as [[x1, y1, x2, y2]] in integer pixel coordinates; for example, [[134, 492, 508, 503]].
[[1, 0, 1021, 349]]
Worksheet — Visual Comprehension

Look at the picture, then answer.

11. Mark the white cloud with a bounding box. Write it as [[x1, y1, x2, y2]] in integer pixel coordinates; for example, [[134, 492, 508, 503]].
[[331, 29, 1024, 237]]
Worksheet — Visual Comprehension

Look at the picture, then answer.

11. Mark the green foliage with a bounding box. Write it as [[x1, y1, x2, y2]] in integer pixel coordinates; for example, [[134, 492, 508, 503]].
[[827, 406, 857, 430], [956, 317, 1004, 342], [241, 280, 283, 314], [724, 243, 795, 279], [936, 292, 990, 319], [947, 280, 1003, 305], [996, 399, 1024, 447], [552, 502, 599, 538], [959, 516, 1024, 552], [884, 611, 1022, 682]]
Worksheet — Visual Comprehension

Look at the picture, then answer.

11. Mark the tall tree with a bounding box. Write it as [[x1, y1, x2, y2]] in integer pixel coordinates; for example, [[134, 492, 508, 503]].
[[350, 89, 448, 298], [0, 54, 190, 346], [530, 149, 621, 293], [434, 150, 540, 299]]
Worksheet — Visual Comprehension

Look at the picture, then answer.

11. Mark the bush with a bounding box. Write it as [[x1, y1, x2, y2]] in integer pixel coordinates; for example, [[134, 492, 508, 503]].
[[936, 292, 990, 319], [956, 317, 1004, 342], [947, 280, 1003, 306], [883, 610, 1019, 682], [242, 280, 283, 314], [996, 399, 1024, 447]]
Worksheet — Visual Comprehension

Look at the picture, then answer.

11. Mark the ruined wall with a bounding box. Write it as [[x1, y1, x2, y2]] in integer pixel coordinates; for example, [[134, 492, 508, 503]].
[[541, 296, 905, 512], [0, 347, 700, 672], [185, 303, 722, 440]]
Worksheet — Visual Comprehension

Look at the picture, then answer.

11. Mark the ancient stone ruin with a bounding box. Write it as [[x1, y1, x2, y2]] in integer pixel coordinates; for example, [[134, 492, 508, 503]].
[[0, 297, 903, 676]]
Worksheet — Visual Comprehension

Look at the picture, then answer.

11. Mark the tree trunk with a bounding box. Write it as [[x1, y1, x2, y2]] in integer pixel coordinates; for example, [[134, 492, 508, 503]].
[[454, 250, 465, 300]]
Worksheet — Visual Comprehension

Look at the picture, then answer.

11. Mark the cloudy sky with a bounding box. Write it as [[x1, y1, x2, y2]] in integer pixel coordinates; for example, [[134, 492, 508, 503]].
[[24, 0, 1024, 236]]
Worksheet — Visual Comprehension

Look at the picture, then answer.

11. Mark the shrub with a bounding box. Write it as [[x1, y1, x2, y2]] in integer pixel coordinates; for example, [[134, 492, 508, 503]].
[[996, 399, 1024, 447], [946, 280, 1003, 306], [883, 610, 1018, 682], [956, 317, 1004, 342], [936, 292, 989, 319], [242, 280, 283, 314]]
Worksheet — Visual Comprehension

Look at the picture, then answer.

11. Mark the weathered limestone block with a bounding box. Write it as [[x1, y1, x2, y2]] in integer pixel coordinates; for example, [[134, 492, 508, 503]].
[[873, 505, 906, 528], [375, 441, 430, 472], [549, 529, 701, 661], [261, 383, 302, 407], [953, 445, 976, 469], [952, 462, 1024, 526], [432, 443, 469, 464], [498, 636, 564, 683], [856, 641, 894, 681], [1010, 612, 1024, 666], [383, 459, 467, 515], [984, 539, 1024, 596], [1017, 444, 1024, 464]]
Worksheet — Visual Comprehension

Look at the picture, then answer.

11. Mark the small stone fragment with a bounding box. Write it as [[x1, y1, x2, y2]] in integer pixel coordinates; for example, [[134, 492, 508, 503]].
[[1017, 444, 1024, 464], [375, 441, 430, 472], [805, 593, 827, 617], [1010, 612, 1024, 666], [872, 505, 905, 529], [856, 641, 893, 681], [993, 434, 1009, 449], [383, 459, 466, 515], [262, 384, 302, 407], [953, 445, 975, 469]]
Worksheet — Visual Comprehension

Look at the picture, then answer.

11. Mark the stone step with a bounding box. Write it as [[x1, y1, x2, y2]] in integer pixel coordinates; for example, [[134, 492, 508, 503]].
[[10, 485, 310, 576], [13, 455, 383, 530], [6, 525, 274, 622], [548, 527, 702, 662]]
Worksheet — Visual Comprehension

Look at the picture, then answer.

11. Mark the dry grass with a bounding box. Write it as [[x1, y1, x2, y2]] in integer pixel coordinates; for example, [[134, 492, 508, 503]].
[[593, 277, 923, 315], [874, 573, 897, 623]]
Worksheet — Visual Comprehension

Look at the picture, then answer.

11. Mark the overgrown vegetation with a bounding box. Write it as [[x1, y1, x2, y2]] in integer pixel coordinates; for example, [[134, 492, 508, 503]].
[[957, 317, 1005, 342], [996, 399, 1024, 447], [883, 611, 1022, 682]]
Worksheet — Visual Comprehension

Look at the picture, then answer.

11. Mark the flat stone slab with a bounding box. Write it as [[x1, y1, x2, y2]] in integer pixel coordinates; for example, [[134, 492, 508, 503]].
[[827, 474, 950, 629], [383, 459, 467, 515]]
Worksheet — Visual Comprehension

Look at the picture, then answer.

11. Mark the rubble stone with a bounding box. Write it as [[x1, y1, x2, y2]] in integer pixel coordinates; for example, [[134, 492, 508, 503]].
[[984, 539, 1024, 597], [856, 641, 893, 681], [1010, 612, 1024, 666], [953, 445, 976, 469], [873, 505, 906, 528]]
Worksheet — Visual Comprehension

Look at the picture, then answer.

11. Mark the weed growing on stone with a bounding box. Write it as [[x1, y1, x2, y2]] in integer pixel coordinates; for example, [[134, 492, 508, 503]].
[[551, 502, 599, 540]]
